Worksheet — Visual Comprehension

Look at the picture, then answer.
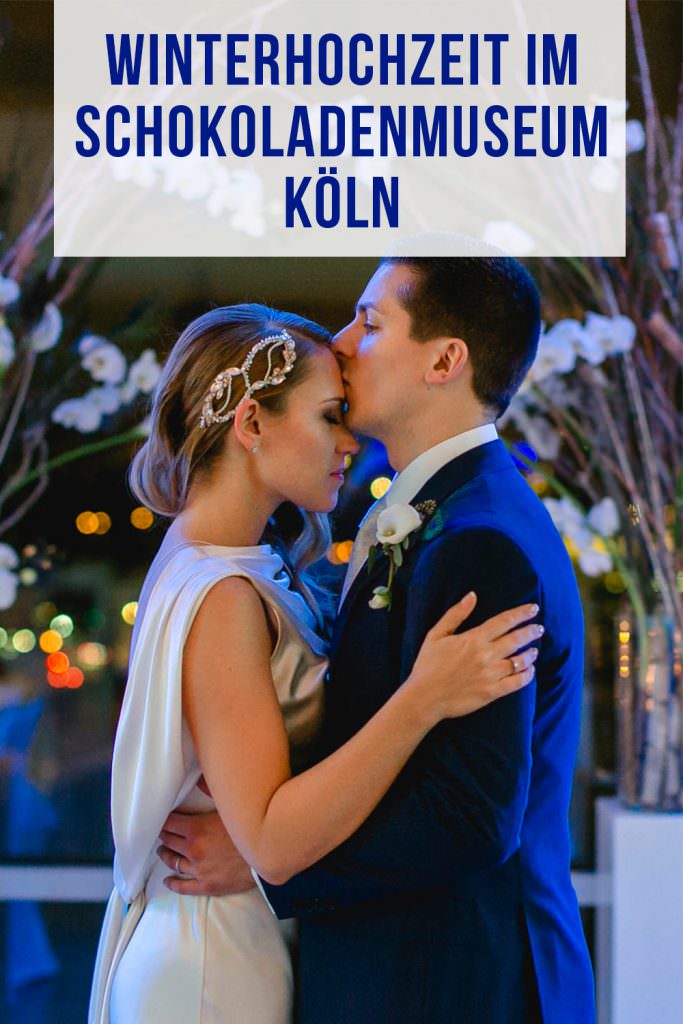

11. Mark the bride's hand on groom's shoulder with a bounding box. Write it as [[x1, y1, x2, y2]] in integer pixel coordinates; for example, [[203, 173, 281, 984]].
[[404, 592, 543, 725], [157, 810, 256, 896]]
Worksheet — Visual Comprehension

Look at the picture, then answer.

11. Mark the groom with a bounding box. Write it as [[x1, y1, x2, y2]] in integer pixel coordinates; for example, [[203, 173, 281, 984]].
[[159, 257, 595, 1023]]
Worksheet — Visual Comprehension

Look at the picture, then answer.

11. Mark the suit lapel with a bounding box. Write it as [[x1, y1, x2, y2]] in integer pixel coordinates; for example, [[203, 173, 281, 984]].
[[334, 543, 391, 645], [408, 439, 512, 510], [332, 440, 514, 653]]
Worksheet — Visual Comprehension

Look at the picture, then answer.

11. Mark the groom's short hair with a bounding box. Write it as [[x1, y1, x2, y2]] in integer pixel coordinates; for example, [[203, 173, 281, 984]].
[[381, 257, 541, 417]]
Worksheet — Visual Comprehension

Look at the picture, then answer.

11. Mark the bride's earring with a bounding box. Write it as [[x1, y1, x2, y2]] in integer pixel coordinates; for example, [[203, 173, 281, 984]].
[[250, 446, 259, 453]]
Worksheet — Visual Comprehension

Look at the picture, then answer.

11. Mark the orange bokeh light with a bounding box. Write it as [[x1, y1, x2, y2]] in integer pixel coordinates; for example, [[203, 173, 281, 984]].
[[47, 666, 84, 689], [46, 651, 70, 674], [39, 629, 64, 654], [77, 642, 108, 668], [95, 512, 112, 535], [335, 541, 354, 564], [64, 667, 85, 689], [130, 506, 154, 530], [76, 511, 99, 535]]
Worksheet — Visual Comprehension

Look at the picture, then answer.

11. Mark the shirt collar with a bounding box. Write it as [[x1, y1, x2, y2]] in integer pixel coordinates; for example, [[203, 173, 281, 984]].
[[386, 424, 499, 507]]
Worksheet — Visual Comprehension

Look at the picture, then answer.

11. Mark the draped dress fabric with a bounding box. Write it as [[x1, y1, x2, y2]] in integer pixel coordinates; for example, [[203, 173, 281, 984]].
[[89, 542, 327, 1024]]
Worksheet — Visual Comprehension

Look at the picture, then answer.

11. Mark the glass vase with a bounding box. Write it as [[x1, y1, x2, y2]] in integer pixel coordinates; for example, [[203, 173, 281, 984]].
[[616, 607, 683, 811]]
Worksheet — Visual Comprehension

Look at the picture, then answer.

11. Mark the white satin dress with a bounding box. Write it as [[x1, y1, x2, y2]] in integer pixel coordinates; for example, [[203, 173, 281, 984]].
[[88, 541, 327, 1024]]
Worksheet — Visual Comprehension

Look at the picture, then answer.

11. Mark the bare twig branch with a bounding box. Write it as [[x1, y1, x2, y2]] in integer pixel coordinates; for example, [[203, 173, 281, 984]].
[[0, 191, 54, 280], [628, 0, 659, 217], [0, 350, 37, 469], [0, 440, 48, 539]]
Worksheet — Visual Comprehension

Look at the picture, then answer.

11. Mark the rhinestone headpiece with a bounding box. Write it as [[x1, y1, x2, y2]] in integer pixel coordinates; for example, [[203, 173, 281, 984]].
[[199, 330, 297, 429]]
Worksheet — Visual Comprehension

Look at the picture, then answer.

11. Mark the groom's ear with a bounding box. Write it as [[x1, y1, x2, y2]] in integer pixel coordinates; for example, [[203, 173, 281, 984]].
[[232, 399, 263, 452], [424, 337, 469, 385]]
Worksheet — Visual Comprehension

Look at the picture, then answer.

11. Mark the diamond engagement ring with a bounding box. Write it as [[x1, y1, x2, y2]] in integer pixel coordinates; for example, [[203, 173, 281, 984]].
[[510, 657, 519, 673]]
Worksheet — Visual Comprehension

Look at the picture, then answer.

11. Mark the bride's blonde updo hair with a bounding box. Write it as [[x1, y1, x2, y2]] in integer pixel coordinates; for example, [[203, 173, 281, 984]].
[[129, 303, 334, 627]]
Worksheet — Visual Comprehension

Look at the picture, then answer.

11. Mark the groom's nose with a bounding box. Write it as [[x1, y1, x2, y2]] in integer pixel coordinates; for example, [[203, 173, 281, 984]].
[[331, 321, 359, 358]]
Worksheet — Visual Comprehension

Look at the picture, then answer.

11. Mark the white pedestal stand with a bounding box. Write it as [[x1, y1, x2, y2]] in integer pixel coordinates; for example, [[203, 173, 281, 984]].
[[596, 796, 683, 1024]]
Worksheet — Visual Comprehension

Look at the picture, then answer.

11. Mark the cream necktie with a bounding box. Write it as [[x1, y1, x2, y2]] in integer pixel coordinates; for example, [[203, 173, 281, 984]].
[[339, 496, 389, 608]]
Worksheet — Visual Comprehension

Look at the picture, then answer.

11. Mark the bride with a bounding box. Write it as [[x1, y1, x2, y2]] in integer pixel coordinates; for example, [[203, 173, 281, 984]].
[[89, 304, 539, 1023]]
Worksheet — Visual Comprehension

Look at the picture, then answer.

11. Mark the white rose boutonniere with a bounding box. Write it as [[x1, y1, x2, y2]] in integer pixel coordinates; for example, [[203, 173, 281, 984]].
[[368, 502, 436, 611]]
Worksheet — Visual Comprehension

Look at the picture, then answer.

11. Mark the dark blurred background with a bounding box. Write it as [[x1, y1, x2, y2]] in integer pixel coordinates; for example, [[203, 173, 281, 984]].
[[0, 2, 680, 1021]]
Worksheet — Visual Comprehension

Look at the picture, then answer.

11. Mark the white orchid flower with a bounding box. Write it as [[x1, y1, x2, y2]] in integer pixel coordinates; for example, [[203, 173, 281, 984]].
[[606, 316, 636, 354], [547, 319, 587, 359], [75, 402, 105, 432], [0, 319, 15, 367], [511, 409, 561, 460], [0, 275, 20, 307], [29, 303, 63, 352], [575, 331, 606, 367], [587, 497, 620, 538], [78, 333, 108, 356], [544, 497, 616, 578], [127, 349, 161, 395], [0, 567, 18, 611], [537, 375, 576, 409], [529, 321, 579, 382], [0, 543, 19, 570], [578, 545, 613, 578], [81, 341, 127, 385], [119, 378, 138, 403], [376, 504, 423, 546], [86, 385, 122, 415], [52, 397, 103, 433], [544, 497, 587, 541], [584, 312, 635, 357], [625, 120, 646, 154]]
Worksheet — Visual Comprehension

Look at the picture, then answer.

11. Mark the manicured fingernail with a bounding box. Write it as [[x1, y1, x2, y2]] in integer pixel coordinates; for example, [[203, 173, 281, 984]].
[[531, 648, 539, 660], [530, 604, 539, 614], [536, 625, 545, 635]]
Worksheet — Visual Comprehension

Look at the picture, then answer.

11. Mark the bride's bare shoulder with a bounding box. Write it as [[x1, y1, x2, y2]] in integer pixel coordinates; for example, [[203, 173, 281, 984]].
[[183, 576, 274, 686]]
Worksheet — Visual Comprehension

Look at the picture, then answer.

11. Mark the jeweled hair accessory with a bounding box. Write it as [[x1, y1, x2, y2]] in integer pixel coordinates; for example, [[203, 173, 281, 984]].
[[199, 330, 297, 429]]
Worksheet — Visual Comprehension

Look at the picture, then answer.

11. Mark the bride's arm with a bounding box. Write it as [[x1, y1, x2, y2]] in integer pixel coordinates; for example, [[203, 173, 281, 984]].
[[183, 577, 538, 886]]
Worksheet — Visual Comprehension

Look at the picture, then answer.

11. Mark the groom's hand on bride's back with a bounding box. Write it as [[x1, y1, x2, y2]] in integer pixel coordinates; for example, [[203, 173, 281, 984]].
[[158, 810, 255, 896]]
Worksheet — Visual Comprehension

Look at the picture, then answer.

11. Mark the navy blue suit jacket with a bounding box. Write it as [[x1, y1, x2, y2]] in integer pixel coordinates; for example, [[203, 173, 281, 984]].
[[263, 440, 595, 1024]]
